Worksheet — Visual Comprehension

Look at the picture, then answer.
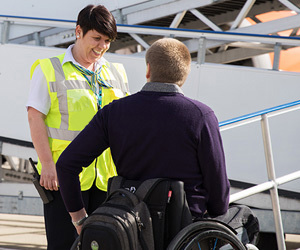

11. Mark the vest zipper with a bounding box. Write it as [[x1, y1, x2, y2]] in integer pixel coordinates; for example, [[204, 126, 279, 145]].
[[93, 158, 98, 187]]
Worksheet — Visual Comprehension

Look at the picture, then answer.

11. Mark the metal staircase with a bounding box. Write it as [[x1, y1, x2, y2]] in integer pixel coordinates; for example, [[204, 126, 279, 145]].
[[1, 2, 300, 249], [1, 0, 300, 65]]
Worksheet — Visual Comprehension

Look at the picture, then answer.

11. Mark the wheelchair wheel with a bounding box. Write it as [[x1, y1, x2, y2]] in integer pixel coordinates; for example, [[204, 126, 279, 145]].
[[167, 221, 246, 250]]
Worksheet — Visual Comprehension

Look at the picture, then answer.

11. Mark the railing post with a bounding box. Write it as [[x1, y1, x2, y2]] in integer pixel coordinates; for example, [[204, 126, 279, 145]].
[[197, 37, 206, 65], [1, 21, 10, 44], [0, 141, 3, 183], [273, 42, 282, 71], [33, 32, 42, 46], [261, 114, 286, 250]]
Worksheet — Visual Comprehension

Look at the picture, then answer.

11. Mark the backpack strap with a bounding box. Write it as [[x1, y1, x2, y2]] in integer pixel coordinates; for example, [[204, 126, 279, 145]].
[[108, 176, 170, 201], [107, 176, 125, 194], [135, 178, 168, 200]]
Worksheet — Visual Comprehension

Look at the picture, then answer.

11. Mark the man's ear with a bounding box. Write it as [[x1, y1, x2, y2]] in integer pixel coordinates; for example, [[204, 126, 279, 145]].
[[146, 63, 151, 82]]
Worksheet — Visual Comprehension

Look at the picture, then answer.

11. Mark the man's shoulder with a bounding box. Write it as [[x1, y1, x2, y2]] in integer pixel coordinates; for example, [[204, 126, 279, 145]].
[[105, 92, 140, 108], [181, 95, 214, 114]]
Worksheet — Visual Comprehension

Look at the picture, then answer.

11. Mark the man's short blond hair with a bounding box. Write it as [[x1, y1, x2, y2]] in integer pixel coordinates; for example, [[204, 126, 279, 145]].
[[145, 38, 191, 87]]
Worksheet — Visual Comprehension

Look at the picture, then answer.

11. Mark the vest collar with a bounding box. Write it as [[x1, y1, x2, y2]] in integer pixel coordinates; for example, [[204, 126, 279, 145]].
[[62, 44, 106, 71], [141, 82, 184, 94]]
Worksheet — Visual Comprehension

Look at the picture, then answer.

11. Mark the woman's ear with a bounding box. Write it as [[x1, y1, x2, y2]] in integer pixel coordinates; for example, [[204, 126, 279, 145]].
[[146, 63, 151, 82], [75, 25, 82, 39]]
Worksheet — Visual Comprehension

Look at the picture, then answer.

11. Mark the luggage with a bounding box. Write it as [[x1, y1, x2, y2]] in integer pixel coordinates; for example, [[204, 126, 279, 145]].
[[73, 186, 154, 250], [72, 177, 193, 250], [108, 177, 193, 250]]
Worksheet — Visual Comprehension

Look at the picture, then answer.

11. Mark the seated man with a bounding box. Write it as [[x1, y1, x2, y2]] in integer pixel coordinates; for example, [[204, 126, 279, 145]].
[[56, 38, 230, 234]]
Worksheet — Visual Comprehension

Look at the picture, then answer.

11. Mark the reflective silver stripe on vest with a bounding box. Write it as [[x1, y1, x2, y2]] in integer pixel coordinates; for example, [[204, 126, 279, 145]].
[[109, 63, 129, 94], [47, 57, 91, 141], [47, 127, 80, 142]]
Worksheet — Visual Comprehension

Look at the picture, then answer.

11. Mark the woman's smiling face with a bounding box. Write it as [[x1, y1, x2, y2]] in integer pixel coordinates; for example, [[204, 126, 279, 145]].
[[75, 25, 111, 67]]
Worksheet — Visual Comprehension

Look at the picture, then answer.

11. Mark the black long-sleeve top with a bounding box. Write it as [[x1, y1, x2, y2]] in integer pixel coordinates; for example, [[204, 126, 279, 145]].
[[56, 82, 230, 217]]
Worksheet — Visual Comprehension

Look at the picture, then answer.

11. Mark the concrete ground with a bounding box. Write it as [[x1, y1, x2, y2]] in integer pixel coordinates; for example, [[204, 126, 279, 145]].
[[0, 213, 46, 250], [0, 213, 299, 250]]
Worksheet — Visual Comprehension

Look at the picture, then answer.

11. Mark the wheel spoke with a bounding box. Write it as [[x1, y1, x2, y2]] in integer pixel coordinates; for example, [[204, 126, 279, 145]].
[[197, 241, 201, 250], [213, 238, 218, 250], [169, 229, 246, 250]]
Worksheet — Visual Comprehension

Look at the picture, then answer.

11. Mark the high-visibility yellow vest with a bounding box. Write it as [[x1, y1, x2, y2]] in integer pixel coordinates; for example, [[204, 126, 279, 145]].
[[30, 53, 129, 191]]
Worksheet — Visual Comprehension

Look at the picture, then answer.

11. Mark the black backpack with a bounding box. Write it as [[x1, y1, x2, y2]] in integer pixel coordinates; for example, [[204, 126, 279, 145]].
[[108, 176, 193, 250], [74, 185, 154, 250]]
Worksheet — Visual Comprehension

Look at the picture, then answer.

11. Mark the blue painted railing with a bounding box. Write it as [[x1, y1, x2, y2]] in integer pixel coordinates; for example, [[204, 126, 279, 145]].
[[218, 99, 300, 250], [219, 99, 300, 127]]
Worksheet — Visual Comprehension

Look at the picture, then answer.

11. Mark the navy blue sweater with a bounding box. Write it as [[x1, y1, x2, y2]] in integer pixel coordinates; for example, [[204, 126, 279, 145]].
[[56, 82, 230, 217]]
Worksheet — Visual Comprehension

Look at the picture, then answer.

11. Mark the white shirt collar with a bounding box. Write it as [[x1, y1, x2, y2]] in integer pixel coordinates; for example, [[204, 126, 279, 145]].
[[62, 44, 107, 71]]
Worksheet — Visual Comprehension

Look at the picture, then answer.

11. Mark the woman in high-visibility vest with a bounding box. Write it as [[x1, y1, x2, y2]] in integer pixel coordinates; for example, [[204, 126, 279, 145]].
[[27, 5, 129, 250]]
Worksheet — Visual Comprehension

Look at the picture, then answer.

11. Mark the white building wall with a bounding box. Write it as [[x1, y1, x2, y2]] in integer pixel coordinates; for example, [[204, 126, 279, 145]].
[[1, 43, 300, 193]]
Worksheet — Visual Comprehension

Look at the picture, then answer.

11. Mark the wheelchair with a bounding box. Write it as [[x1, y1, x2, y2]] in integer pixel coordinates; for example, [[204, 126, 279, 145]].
[[167, 219, 250, 250], [75, 177, 259, 250], [165, 205, 259, 250], [108, 176, 259, 250]]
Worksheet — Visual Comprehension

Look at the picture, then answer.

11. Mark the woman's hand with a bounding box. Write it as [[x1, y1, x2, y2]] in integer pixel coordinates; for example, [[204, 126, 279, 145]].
[[40, 161, 58, 191], [28, 107, 58, 191]]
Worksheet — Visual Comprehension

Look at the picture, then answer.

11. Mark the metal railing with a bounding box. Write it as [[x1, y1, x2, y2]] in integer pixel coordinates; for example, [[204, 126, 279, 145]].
[[1, 15, 300, 248], [220, 100, 300, 250], [1, 15, 300, 69]]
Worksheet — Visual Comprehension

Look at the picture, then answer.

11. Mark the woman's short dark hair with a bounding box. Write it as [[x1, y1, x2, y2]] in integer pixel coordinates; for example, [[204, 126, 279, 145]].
[[77, 5, 117, 41]]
